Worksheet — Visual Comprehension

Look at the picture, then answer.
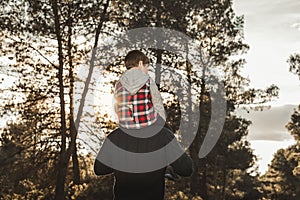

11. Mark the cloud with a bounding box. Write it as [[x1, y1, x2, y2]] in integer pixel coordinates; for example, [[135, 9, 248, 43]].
[[247, 131, 292, 141], [233, 0, 300, 107], [234, 0, 300, 16], [236, 104, 298, 141], [291, 22, 300, 31], [234, 0, 300, 37]]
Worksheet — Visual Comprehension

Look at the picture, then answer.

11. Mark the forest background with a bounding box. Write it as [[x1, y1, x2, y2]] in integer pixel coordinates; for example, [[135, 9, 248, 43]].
[[0, 0, 299, 199]]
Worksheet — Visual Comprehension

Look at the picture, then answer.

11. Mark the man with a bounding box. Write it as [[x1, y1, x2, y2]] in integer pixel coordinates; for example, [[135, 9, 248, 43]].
[[94, 50, 193, 200], [94, 127, 193, 200]]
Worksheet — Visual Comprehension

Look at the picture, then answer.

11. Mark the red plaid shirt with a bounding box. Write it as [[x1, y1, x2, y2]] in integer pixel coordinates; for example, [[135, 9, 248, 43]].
[[115, 79, 158, 129]]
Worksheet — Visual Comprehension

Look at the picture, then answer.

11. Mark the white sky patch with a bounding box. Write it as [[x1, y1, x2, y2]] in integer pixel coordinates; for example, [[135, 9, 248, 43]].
[[291, 22, 300, 31], [233, 0, 300, 106], [250, 139, 296, 174], [236, 104, 297, 141]]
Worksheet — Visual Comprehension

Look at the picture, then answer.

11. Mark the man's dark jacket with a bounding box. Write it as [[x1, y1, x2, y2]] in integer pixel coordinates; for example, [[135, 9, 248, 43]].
[[94, 125, 193, 200]]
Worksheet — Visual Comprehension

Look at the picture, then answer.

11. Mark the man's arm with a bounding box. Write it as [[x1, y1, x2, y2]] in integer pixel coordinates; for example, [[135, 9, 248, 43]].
[[94, 138, 114, 175], [164, 128, 193, 177], [94, 158, 113, 175], [170, 152, 193, 177]]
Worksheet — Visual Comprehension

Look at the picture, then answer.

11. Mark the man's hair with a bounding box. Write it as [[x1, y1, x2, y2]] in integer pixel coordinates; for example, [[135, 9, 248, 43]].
[[125, 50, 149, 69]]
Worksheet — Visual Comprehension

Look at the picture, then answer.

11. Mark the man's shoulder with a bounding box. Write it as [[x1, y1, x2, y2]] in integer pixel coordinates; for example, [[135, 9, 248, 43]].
[[106, 127, 174, 140], [161, 127, 175, 138], [106, 128, 122, 138]]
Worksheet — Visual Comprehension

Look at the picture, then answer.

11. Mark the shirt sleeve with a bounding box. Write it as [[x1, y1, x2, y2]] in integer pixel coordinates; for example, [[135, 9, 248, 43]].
[[170, 152, 193, 177], [149, 78, 166, 121], [94, 138, 114, 175], [163, 128, 193, 177], [94, 158, 114, 175], [113, 82, 120, 123]]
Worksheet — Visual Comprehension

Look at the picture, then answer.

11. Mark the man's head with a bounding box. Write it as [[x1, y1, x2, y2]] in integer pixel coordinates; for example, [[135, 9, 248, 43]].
[[125, 50, 149, 73]]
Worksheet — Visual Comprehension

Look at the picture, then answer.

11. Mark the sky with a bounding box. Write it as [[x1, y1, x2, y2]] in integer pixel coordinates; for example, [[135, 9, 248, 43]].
[[233, 0, 300, 173], [233, 0, 300, 106]]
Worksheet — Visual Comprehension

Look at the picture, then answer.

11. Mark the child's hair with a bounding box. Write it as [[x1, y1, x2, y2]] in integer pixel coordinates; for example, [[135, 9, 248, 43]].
[[125, 50, 150, 69]]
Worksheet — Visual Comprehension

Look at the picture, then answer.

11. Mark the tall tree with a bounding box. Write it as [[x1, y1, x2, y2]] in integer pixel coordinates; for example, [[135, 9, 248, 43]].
[[0, 0, 111, 198], [184, 0, 278, 197], [260, 146, 299, 200], [286, 53, 300, 197], [0, 59, 60, 198], [288, 53, 300, 80]]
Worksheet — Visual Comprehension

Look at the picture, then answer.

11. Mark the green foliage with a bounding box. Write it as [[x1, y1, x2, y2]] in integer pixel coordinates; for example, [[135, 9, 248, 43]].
[[165, 178, 203, 200], [0, 115, 58, 198], [203, 115, 261, 199], [287, 53, 300, 79], [286, 105, 300, 142], [66, 176, 114, 200], [224, 169, 262, 200], [1, 0, 112, 198], [260, 146, 300, 200]]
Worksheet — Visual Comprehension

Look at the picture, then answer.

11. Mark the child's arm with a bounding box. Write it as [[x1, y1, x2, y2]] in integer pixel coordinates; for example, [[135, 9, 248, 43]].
[[149, 78, 166, 121], [113, 83, 118, 117]]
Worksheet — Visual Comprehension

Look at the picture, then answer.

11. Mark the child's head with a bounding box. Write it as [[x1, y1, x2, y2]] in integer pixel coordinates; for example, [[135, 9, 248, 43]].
[[125, 50, 149, 73]]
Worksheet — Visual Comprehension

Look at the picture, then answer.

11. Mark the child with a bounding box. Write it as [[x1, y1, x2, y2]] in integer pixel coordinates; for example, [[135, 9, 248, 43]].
[[114, 50, 166, 130], [113, 49, 180, 182], [114, 50, 178, 181]]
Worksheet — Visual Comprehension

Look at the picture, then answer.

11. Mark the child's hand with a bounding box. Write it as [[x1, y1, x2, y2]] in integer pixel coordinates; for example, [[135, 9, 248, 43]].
[[165, 165, 179, 181]]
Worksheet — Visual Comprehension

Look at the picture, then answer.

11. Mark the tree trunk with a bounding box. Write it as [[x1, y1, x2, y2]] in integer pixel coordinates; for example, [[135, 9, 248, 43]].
[[155, 49, 163, 89], [74, 0, 110, 130], [189, 143, 200, 195], [190, 66, 208, 197], [221, 166, 227, 200], [199, 161, 208, 199], [72, 144, 81, 184], [51, 0, 67, 199], [66, 3, 81, 185], [213, 157, 218, 199], [184, 42, 201, 195], [154, 0, 162, 89]]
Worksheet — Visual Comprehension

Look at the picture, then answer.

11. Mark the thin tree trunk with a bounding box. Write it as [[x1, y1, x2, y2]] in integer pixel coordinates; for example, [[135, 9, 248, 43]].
[[198, 71, 209, 199], [200, 161, 208, 199], [155, 49, 163, 89], [189, 55, 207, 199], [74, 0, 110, 130], [189, 144, 200, 195], [154, 0, 162, 89], [189, 69, 207, 196], [71, 144, 80, 184], [221, 166, 227, 200], [213, 157, 218, 199], [183, 42, 200, 195], [51, 0, 67, 199], [66, 5, 80, 184]]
